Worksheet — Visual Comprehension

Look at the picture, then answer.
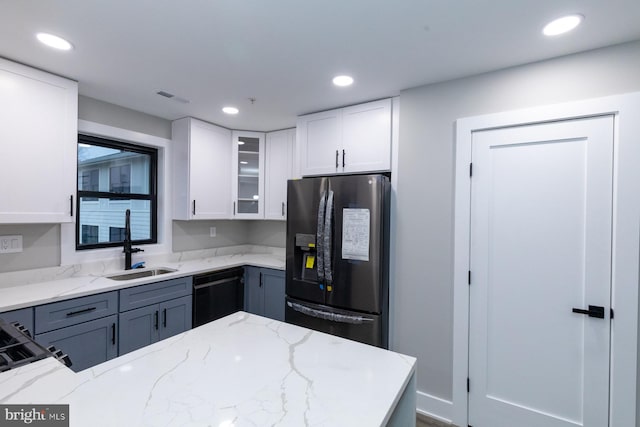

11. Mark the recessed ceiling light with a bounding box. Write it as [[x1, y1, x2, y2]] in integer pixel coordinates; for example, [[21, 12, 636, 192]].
[[222, 107, 239, 115], [332, 75, 354, 87], [36, 32, 73, 50], [543, 14, 583, 36]]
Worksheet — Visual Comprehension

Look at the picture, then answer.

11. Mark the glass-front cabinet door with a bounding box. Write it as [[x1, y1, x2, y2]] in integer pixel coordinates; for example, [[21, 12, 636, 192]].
[[231, 131, 265, 218]]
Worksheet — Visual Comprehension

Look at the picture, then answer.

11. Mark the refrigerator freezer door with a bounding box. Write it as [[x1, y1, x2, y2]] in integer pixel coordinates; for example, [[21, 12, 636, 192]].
[[325, 174, 390, 314], [286, 177, 328, 304], [285, 297, 384, 348]]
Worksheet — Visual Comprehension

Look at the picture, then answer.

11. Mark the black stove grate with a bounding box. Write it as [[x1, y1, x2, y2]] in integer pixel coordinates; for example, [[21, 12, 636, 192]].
[[0, 318, 51, 372]]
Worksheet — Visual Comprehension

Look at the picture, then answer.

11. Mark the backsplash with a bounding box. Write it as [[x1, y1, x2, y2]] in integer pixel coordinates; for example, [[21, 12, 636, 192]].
[[0, 245, 284, 289]]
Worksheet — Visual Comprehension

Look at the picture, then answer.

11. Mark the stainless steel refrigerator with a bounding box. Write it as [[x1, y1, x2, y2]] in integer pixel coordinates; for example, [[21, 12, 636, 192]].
[[285, 174, 390, 348]]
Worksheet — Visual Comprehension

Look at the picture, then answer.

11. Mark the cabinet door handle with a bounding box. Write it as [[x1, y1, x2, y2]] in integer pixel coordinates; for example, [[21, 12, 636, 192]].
[[342, 149, 346, 168], [259, 272, 263, 287], [335, 150, 339, 168], [163, 308, 167, 328], [154, 310, 159, 330], [70, 195, 74, 217], [66, 307, 96, 317], [281, 202, 285, 217], [233, 201, 236, 216], [192, 200, 196, 216], [111, 323, 116, 345]]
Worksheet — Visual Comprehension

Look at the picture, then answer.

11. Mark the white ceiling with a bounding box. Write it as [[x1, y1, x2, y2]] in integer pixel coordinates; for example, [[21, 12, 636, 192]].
[[2, 1, 639, 131]]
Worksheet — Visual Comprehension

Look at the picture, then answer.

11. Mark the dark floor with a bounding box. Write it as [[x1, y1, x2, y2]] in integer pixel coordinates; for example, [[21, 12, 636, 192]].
[[416, 412, 452, 427]]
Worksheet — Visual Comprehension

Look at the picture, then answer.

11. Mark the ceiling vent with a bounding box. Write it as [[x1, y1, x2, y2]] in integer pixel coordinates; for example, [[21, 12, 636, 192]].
[[156, 90, 190, 104]]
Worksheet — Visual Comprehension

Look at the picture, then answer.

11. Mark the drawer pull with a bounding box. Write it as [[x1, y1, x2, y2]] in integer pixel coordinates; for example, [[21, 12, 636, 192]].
[[66, 307, 97, 317]]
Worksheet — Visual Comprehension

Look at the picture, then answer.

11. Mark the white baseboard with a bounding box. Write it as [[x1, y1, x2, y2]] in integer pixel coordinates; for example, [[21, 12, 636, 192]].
[[416, 391, 453, 424]]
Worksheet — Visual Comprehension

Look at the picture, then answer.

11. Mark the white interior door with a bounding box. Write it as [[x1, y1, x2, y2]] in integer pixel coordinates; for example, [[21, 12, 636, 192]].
[[469, 116, 614, 427]]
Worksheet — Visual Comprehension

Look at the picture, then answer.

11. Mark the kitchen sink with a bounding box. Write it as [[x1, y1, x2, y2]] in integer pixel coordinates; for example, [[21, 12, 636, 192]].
[[105, 268, 177, 281]]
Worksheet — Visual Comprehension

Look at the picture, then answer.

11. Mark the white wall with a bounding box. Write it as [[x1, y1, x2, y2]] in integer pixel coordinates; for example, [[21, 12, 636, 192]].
[[392, 39, 640, 417]]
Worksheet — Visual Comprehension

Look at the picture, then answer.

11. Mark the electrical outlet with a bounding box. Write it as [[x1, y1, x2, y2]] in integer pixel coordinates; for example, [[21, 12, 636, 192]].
[[209, 227, 216, 237], [0, 235, 23, 254]]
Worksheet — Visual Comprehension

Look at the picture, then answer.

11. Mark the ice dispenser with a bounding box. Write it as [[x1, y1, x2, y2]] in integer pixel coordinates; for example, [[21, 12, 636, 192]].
[[294, 233, 317, 282]]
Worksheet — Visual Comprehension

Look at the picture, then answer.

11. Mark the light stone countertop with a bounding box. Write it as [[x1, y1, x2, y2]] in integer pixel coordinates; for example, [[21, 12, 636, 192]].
[[0, 312, 417, 427], [0, 245, 284, 313]]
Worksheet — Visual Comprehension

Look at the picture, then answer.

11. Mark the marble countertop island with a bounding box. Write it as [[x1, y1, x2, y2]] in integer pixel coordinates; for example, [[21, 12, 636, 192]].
[[0, 312, 416, 427]]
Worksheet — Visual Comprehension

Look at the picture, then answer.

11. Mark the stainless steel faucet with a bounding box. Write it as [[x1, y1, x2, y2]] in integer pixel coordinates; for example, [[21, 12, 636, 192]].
[[123, 209, 143, 270]]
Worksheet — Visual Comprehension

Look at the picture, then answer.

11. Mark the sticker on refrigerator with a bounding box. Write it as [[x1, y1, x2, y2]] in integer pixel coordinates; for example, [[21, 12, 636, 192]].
[[342, 208, 370, 261]]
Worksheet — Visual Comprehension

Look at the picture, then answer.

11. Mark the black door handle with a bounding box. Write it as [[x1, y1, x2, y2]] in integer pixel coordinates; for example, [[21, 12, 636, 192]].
[[572, 305, 605, 319], [111, 323, 116, 345], [163, 308, 167, 328], [154, 310, 159, 330]]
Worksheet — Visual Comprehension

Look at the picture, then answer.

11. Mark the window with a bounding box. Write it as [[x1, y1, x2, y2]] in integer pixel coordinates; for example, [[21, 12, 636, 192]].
[[109, 227, 126, 243], [76, 134, 157, 250], [79, 169, 99, 201], [109, 165, 130, 193], [81, 225, 98, 245]]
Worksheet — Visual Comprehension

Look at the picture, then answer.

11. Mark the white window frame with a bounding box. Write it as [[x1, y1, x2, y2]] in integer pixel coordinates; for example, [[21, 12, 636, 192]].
[[452, 92, 640, 427], [61, 120, 172, 265]]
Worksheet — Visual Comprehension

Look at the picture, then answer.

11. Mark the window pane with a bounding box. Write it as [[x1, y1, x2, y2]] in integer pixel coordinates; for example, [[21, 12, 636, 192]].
[[81, 225, 98, 245], [78, 143, 151, 195], [109, 227, 126, 242], [79, 169, 99, 191], [77, 197, 151, 244], [109, 165, 130, 193]]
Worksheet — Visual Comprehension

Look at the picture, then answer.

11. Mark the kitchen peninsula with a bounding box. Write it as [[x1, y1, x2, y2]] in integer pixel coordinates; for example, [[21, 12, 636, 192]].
[[0, 312, 416, 426]]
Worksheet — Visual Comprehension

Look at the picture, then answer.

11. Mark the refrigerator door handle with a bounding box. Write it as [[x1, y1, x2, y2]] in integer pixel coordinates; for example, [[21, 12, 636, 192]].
[[287, 301, 375, 324], [317, 190, 327, 283], [324, 190, 334, 286]]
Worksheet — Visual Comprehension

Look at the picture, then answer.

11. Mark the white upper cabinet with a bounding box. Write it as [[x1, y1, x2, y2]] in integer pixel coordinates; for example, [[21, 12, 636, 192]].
[[0, 58, 78, 223], [265, 129, 295, 220], [341, 100, 392, 173], [297, 98, 392, 176], [172, 118, 232, 220], [297, 109, 342, 176], [231, 131, 265, 219]]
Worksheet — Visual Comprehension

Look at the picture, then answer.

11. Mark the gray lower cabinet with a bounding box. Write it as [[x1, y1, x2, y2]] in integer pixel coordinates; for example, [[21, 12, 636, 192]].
[[35, 315, 118, 372], [244, 267, 285, 322], [119, 295, 192, 355], [0, 307, 34, 333], [33, 291, 119, 372], [118, 278, 192, 356]]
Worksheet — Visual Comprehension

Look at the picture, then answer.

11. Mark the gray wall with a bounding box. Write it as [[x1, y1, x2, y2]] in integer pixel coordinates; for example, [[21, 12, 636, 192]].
[[78, 96, 172, 139], [246, 221, 286, 247], [172, 220, 248, 252], [172, 220, 286, 252], [0, 225, 59, 273], [393, 40, 640, 403]]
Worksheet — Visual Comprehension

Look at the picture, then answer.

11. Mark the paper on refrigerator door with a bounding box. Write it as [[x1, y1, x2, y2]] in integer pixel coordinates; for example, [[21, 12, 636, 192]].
[[342, 208, 370, 261]]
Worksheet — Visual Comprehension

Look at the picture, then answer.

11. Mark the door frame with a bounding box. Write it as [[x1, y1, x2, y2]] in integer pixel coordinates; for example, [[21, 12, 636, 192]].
[[452, 92, 640, 427]]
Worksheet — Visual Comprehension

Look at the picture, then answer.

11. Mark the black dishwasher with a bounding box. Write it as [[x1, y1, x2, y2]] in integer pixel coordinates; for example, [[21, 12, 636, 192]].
[[193, 267, 244, 327]]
